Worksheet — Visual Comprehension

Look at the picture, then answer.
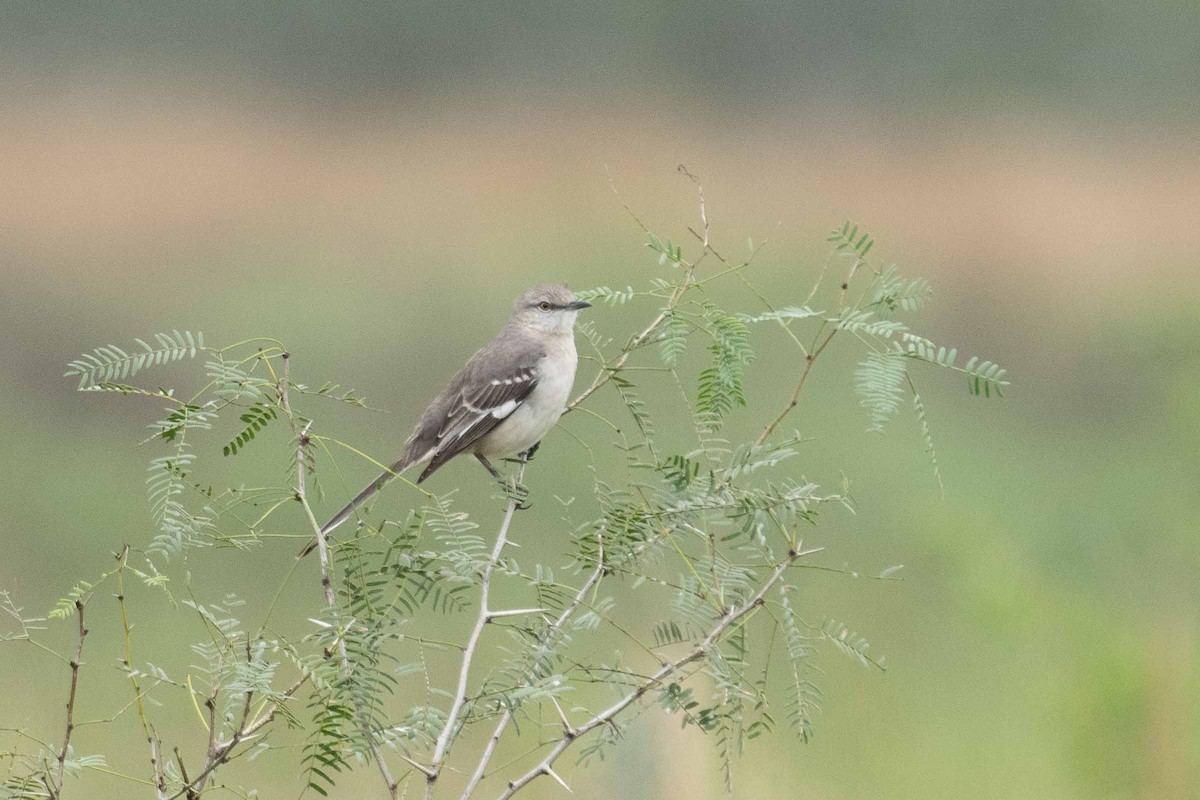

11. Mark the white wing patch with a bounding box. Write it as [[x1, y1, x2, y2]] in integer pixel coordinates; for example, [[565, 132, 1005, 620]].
[[447, 396, 523, 441], [492, 399, 518, 418]]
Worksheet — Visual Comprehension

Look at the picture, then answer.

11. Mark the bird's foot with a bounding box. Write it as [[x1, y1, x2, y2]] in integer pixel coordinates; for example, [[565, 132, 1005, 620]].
[[502, 477, 532, 511]]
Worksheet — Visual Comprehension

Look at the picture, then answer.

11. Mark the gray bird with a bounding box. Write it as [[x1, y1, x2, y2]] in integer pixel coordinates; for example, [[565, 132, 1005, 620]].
[[298, 284, 590, 557]]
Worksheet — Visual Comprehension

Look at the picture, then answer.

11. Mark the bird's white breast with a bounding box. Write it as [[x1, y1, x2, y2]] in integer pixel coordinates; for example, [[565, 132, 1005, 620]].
[[475, 334, 577, 458]]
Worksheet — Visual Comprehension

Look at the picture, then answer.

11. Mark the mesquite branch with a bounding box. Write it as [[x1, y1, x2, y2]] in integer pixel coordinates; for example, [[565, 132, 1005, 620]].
[[45, 599, 88, 800], [114, 548, 169, 800], [754, 249, 866, 446]]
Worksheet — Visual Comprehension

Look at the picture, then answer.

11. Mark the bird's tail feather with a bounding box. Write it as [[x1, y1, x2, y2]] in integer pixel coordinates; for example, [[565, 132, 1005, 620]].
[[296, 456, 411, 558]]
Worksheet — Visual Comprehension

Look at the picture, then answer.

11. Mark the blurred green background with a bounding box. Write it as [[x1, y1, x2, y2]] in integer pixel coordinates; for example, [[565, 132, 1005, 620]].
[[2, 3, 1198, 798]]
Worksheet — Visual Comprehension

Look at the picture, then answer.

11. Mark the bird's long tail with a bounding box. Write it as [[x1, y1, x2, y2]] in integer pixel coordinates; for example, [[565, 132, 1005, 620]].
[[296, 457, 410, 558]]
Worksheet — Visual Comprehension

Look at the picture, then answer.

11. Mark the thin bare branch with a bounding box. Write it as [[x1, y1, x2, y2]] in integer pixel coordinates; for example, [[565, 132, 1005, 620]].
[[47, 598, 88, 799]]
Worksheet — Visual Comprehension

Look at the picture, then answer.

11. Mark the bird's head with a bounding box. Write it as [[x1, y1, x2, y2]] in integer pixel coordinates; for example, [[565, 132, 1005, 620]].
[[510, 284, 591, 335]]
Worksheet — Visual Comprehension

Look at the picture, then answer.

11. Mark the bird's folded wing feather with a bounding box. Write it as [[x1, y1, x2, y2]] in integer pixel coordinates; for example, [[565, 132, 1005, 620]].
[[420, 360, 541, 478]]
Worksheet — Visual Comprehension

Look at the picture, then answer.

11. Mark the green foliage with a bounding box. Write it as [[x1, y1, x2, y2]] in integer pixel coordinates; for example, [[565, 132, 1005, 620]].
[[911, 392, 943, 490], [647, 232, 684, 266], [658, 454, 701, 491], [608, 369, 656, 455], [855, 351, 908, 433], [809, 226, 1010, 461], [836, 308, 908, 338], [64, 330, 204, 389], [658, 309, 690, 366], [894, 339, 1009, 398], [827, 220, 874, 260], [299, 381, 372, 408], [0, 592, 46, 643], [302, 696, 355, 797], [425, 491, 487, 580], [777, 588, 820, 742], [719, 438, 803, 483], [575, 285, 635, 306], [157, 403, 211, 442], [872, 264, 931, 317], [739, 306, 821, 324], [576, 487, 654, 570], [223, 402, 278, 456], [653, 619, 689, 647], [574, 318, 612, 353], [146, 453, 214, 557], [339, 513, 471, 619], [963, 356, 1009, 398], [696, 303, 754, 421], [0, 773, 50, 800], [48, 582, 92, 620], [205, 352, 272, 403], [822, 619, 885, 670]]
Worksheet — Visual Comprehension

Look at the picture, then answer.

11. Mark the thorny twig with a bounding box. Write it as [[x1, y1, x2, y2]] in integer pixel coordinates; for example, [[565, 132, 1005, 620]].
[[565, 168, 708, 414], [45, 598, 87, 800], [755, 244, 865, 446]]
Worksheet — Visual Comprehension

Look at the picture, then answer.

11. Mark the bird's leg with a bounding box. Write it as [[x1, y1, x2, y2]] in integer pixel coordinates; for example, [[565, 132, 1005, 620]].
[[475, 453, 504, 482], [503, 440, 541, 465], [476, 454, 530, 510]]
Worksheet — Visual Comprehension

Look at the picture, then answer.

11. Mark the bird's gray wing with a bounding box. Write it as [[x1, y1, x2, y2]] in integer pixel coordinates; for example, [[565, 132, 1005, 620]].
[[418, 352, 542, 481]]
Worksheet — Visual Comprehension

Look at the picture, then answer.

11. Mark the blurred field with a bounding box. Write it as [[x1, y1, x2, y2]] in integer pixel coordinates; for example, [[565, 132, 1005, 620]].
[[2, 5, 1199, 799]]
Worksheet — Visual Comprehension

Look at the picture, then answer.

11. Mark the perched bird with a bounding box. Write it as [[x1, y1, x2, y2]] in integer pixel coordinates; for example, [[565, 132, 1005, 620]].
[[298, 284, 590, 557]]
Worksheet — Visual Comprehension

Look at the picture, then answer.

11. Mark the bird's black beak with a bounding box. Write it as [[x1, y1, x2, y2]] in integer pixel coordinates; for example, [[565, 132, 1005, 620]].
[[567, 300, 592, 310]]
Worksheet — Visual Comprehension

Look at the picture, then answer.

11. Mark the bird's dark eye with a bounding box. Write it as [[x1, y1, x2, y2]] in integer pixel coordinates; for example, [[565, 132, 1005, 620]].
[[538, 302, 552, 311]]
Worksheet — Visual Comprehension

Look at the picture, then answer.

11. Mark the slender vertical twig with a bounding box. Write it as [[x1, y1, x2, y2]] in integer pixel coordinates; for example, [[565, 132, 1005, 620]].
[[114, 547, 169, 799], [566, 170, 703, 415], [425, 463, 529, 799], [47, 598, 88, 799]]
